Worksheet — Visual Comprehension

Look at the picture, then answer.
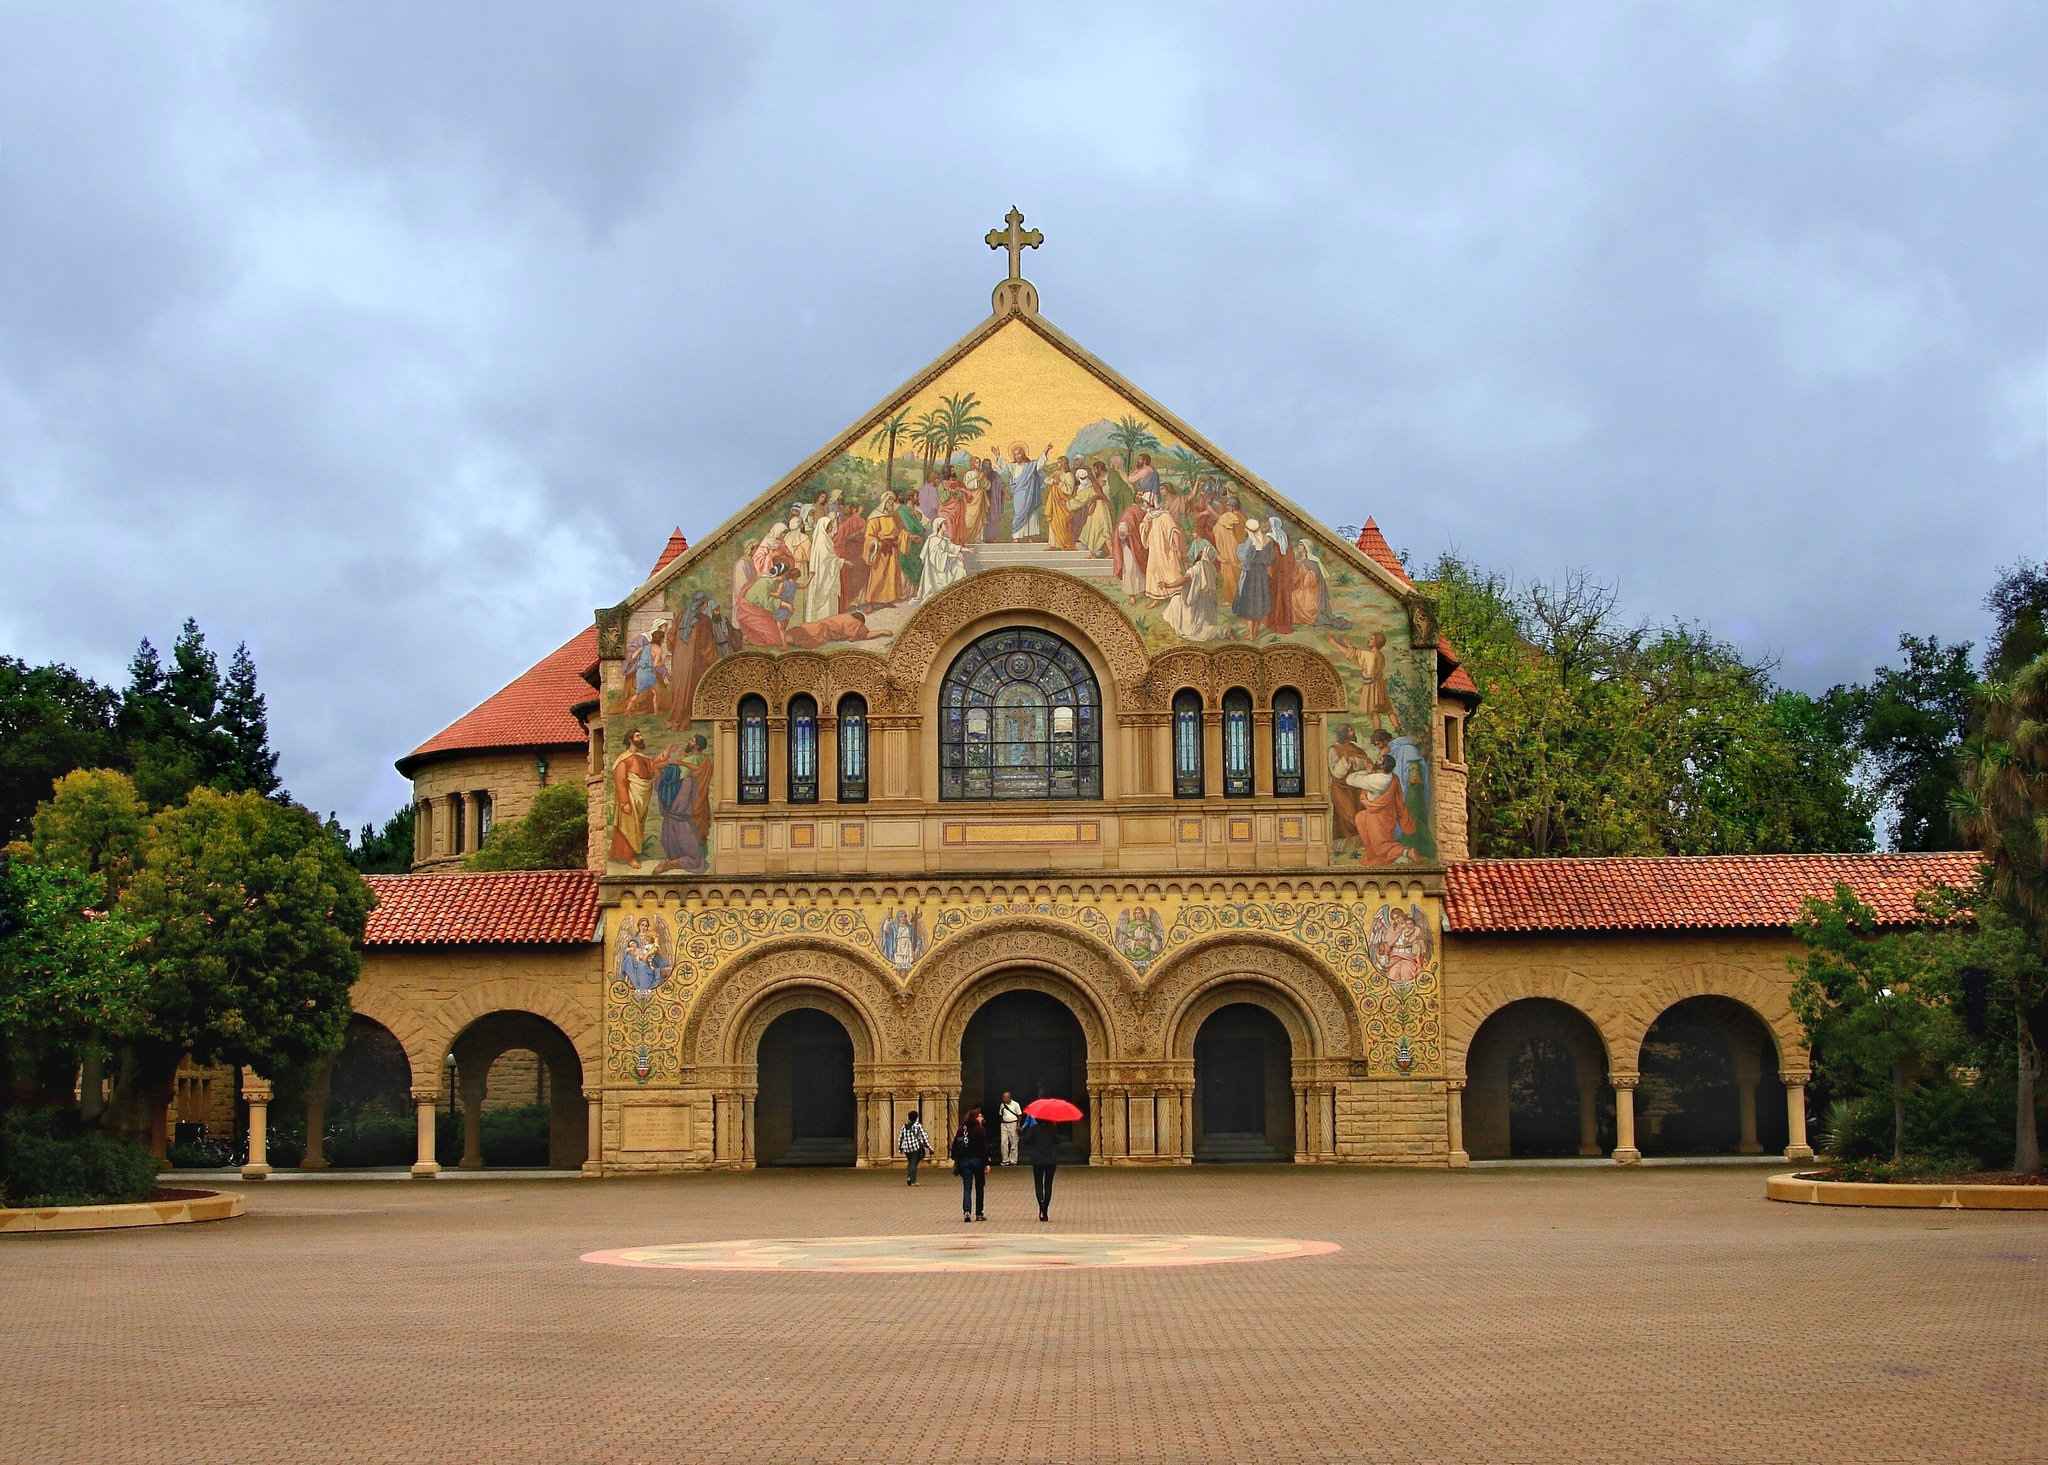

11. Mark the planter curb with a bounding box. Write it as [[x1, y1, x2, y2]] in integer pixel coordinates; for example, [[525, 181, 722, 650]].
[[1767, 1172, 2048, 1210], [0, 1189, 245, 1234]]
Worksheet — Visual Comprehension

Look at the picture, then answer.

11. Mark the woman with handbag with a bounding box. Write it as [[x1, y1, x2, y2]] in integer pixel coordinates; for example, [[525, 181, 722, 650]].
[[949, 1107, 991, 1222]]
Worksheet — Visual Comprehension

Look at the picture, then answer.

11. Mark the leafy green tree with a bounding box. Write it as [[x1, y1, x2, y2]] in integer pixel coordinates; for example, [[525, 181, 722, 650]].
[[29, 770, 150, 897], [1107, 415, 1161, 472], [1952, 651, 2048, 1172], [866, 411, 910, 494], [115, 790, 371, 1137], [0, 657, 121, 846], [1791, 887, 1963, 1161], [1986, 560, 2048, 682], [0, 858, 152, 1086], [910, 409, 948, 480], [935, 391, 990, 471], [464, 783, 589, 871], [1831, 634, 1975, 851], [1423, 555, 1871, 858], [334, 805, 416, 874]]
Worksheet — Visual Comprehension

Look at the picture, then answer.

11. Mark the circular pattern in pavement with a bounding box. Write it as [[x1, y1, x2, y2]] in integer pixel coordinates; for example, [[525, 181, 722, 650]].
[[582, 1232, 1339, 1273]]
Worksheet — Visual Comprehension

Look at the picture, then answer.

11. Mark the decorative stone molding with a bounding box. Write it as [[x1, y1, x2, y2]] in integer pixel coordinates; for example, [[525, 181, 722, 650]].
[[401, 976, 603, 1087], [1149, 935, 1357, 1061], [1604, 965, 1803, 1072], [1142, 643, 1343, 713], [680, 938, 903, 1069], [888, 568, 1151, 709], [910, 916, 1131, 1064], [1440, 972, 1621, 1073]]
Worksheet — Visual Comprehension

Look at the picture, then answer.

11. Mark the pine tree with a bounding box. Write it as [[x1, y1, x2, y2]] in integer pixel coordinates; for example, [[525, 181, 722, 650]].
[[218, 643, 282, 797]]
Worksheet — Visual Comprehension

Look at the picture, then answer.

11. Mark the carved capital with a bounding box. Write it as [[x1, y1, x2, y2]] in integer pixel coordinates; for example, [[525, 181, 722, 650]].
[[1608, 1073, 1640, 1090], [1778, 1071, 1810, 1088], [240, 1076, 273, 1104], [409, 1087, 442, 1105], [582, 1085, 604, 1102]]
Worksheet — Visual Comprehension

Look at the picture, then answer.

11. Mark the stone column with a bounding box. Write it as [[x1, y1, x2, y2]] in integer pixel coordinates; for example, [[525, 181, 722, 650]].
[[1293, 1085, 1310, 1164], [1611, 1074, 1641, 1165], [410, 1088, 441, 1177], [1781, 1072, 1814, 1161], [1446, 1079, 1469, 1168], [458, 1062, 487, 1169], [582, 1086, 603, 1177], [240, 1071, 273, 1180], [300, 1061, 331, 1171], [1576, 1069, 1602, 1157], [1733, 1044, 1764, 1154]]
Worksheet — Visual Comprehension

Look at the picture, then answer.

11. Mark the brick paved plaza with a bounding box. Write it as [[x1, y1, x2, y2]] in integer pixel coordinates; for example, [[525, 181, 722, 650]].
[[7, 1165, 2045, 1464]]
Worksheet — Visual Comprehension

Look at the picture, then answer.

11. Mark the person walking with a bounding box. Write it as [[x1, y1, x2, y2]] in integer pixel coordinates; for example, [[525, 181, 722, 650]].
[[997, 1091, 1023, 1167], [897, 1110, 934, 1186], [950, 1107, 990, 1222], [1022, 1114, 1062, 1222]]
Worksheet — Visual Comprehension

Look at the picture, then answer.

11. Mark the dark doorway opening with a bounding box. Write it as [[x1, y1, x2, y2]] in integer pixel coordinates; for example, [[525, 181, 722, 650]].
[[1465, 999, 1612, 1160], [1194, 1003, 1295, 1162], [757, 1008, 856, 1166], [960, 988, 1089, 1163], [1639, 997, 1786, 1156]]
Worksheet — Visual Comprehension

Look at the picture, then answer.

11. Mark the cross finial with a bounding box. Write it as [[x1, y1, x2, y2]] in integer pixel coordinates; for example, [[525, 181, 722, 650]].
[[986, 206, 1043, 280]]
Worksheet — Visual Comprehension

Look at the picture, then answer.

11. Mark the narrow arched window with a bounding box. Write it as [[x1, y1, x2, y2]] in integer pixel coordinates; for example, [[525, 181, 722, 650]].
[[738, 695, 769, 804], [450, 792, 467, 853], [1222, 688, 1254, 798], [787, 695, 818, 804], [1173, 689, 1205, 799], [836, 693, 868, 803], [1273, 687, 1304, 798]]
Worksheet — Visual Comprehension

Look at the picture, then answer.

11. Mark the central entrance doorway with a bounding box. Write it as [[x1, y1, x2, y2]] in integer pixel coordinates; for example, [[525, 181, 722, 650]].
[[960, 988, 1089, 1163], [756, 1008, 856, 1166], [1193, 1003, 1295, 1162]]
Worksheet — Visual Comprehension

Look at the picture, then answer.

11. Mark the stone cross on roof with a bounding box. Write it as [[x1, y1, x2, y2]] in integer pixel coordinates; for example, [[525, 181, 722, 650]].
[[985, 206, 1043, 317]]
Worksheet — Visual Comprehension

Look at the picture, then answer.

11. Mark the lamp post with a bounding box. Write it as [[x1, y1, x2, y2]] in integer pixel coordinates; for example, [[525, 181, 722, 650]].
[[444, 1052, 458, 1165]]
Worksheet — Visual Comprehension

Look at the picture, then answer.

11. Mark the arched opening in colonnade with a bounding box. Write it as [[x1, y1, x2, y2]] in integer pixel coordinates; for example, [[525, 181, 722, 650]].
[[755, 1008, 857, 1167], [961, 988, 1090, 1163], [295, 1016, 415, 1169], [1637, 997, 1786, 1156], [1465, 999, 1614, 1160], [448, 1011, 586, 1169], [1193, 1003, 1295, 1163]]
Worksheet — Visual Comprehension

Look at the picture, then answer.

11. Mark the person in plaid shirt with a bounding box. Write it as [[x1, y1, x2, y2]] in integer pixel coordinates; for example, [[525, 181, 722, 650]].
[[896, 1111, 934, 1186]]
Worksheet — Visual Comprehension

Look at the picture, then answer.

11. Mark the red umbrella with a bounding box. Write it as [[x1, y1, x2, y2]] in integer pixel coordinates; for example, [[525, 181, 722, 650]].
[[1024, 1098, 1084, 1123]]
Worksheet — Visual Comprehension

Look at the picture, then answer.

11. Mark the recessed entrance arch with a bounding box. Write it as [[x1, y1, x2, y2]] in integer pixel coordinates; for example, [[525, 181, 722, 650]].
[[301, 1015, 416, 1170], [448, 1010, 586, 1169], [961, 987, 1091, 1163], [1193, 1003, 1295, 1163], [1465, 999, 1613, 1160], [1638, 996, 1786, 1156], [756, 1008, 857, 1166]]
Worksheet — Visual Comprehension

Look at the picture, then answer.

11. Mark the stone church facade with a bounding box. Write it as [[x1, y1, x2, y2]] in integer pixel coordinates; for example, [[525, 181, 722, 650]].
[[324, 225, 1970, 1181]]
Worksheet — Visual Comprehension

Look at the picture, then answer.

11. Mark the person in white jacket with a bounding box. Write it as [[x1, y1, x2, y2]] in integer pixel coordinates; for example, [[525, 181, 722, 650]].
[[997, 1092, 1024, 1166]]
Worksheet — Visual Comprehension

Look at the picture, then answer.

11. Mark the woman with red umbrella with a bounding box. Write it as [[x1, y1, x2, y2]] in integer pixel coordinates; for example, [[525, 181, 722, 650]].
[[1021, 1097, 1083, 1222]]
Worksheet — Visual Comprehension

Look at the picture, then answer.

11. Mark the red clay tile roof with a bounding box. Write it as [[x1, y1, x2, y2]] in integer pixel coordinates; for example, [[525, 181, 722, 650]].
[[363, 871, 598, 946], [1355, 518, 1413, 587], [1444, 852, 1983, 934], [398, 627, 597, 774], [1437, 635, 1480, 701], [651, 528, 688, 576]]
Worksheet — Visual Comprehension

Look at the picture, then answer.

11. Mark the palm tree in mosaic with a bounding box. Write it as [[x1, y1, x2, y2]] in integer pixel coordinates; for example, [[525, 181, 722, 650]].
[[867, 411, 910, 495], [1165, 445, 1218, 493], [1950, 651, 2048, 1174], [911, 409, 948, 479], [1108, 415, 1161, 473], [936, 391, 991, 473]]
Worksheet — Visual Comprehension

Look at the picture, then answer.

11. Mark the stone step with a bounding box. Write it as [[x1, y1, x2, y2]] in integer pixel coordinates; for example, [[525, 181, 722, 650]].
[[1193, 1133, 1291, 1164], [764, 1137, 857, 1168]]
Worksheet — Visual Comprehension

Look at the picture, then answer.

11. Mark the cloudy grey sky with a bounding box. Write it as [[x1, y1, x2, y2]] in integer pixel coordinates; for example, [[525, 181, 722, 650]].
[[2, 2, 2043, 829]]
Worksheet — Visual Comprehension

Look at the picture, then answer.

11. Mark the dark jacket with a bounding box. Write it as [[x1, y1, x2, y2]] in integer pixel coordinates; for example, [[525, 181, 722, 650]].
[[950, 1120, 991, 1166], [1021, 1119, 1062, 1167]]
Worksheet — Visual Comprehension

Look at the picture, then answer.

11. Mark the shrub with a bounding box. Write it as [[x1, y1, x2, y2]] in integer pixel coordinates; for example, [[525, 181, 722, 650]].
[[1821, 1083, 2015, 1174], [2, 1108, 160, 1207]]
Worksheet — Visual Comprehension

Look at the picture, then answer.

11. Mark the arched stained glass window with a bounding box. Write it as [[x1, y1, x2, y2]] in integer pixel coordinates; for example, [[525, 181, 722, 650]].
[[1173, 689, 1205, 799], [1222, 688, 1254, 798], [836, 693, 868, 804], [787, 695, 818, 804], [939, 628, 1102, 801], [1273, 687, 1304, 798], [738, 695, 769, 804]]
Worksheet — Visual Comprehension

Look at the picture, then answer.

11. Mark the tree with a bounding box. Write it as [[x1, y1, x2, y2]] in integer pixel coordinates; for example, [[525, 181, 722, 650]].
[[1164, 446, 1216, 492], [1951, 651, 2048, 1172], [1832, 634, 1976, 851], [909, 409, 948, 480], [118, 620, 286, 808], [0, 858, 152, 1089], [217, 643, 282, 796], [336, 805, 415, 874], [116, 790, 371, 1131], [866, 411, 910, 495], [464, 783, 589, 871], [1791, 887, 1961, 1162], [29, 770, 149, 897], [1107, 415, 1161, 472], [1422, 554, 1872, 858], [1986, 560, 2048, 682], [0, 657, 121, 846], [935, 391, 990, 471]]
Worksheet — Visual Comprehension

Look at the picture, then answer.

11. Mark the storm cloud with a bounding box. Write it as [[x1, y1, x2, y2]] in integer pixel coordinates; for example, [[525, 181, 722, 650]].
[[1, 2, 2042, 828]]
